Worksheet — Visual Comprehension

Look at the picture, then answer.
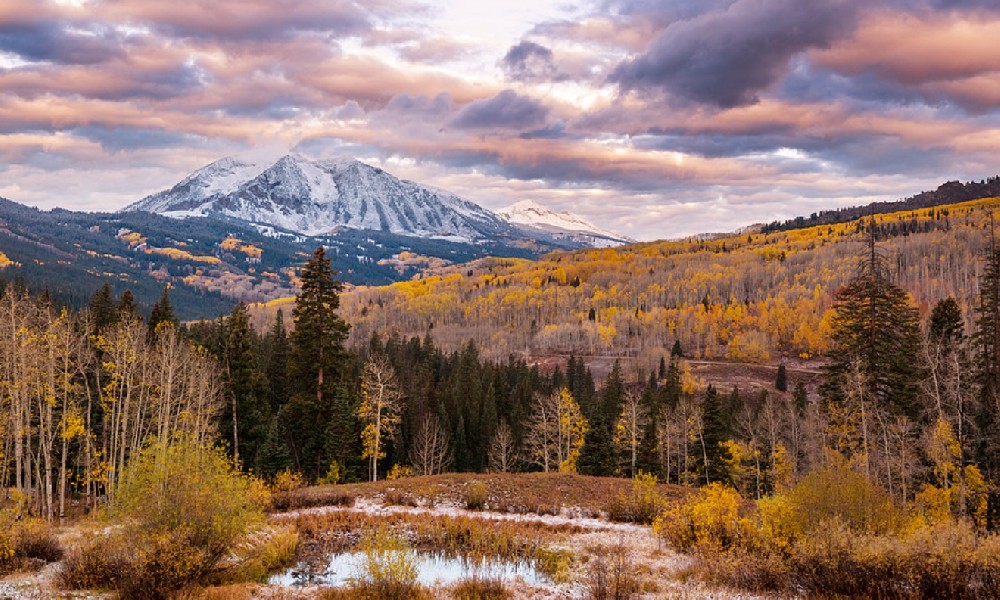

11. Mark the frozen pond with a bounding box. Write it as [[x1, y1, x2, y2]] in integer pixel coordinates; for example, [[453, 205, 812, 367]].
[[270, 551, 547, 588]]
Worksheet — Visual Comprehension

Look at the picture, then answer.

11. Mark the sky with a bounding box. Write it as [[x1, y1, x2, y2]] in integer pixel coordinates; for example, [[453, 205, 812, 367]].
[[2, 0, 1000, 240]]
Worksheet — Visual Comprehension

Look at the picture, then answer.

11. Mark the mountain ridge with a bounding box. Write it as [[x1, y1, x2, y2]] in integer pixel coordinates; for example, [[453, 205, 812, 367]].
[[497, 200, 633, 247], [124, 154, 518, 242]]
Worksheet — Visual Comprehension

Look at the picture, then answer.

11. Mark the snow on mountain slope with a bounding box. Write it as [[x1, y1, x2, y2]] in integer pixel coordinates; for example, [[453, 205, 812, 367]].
[[123, 155, 516, 241], [497, 200, 633, 247]]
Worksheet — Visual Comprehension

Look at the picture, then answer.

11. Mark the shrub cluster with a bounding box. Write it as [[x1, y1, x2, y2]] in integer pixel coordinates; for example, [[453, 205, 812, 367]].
[[605, 472, 664, 524], [59, 438, 281, 599], [0, 512, 63, 574], [451, 575, 510, 600], [464, 481, 489, 511], [653, 461, 1000, 597], [585, 540, 639, 600]]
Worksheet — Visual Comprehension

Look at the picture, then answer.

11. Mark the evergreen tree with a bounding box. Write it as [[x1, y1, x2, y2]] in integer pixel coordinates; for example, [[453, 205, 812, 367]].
[[264, 310, 291, 413], [148, 285, 177, 337], [775, 364, 788, 392], [117, 289, 140, 322], [636, 372, 661, 476], [696, 384, 731, 485], [600, 361, 626, 423], [823, 232, 924, 418], [221, 303, 269, 471], [89, 282, 117, 331], [671, 340, 683, 358], [578, 412, 616, 476], [579, 361, 624, 476], [930, 297, 964, 348], [661, 357, 682, 409], [257, 415, 291, 478], [285, 247, 353, 480], [974, 229, 1000, 480], [793, 382, 808, 414]]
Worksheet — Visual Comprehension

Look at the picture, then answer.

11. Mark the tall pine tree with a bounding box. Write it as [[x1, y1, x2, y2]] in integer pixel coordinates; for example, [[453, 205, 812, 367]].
[[148, 285, 177, 337], [285, 247, 354, 480], [221, 303, 269, 471], [89, 282, 117, 331], [974, 223, 1000, 481], [823, 226, 924, 418]]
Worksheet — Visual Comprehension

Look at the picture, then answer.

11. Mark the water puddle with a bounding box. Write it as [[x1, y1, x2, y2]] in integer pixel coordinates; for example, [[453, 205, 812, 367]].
[[270, 551, 547, 588]]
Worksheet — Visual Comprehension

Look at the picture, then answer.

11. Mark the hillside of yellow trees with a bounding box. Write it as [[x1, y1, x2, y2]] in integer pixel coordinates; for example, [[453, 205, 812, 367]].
[[335, 198, 997, 369]]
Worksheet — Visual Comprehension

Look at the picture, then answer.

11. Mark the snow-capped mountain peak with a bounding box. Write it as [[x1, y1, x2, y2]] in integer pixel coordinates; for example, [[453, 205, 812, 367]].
[[498, 200, 633, 247], [123, 154, 514, 241]]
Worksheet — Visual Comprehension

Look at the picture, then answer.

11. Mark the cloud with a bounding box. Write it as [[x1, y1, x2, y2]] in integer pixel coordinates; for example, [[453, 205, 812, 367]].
[[72, 126, 200, 152], [385, 93, 452, 117], [0, 20, 125, 65], [105, 0, 372, 41], [610, 0, 863, 107], [450, 90, 549, 130], [809, 10, 1000, 110], [501, 40, 559, 82]]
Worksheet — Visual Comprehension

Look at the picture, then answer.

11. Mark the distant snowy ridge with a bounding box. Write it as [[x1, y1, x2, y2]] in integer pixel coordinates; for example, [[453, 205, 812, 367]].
[[497, 200, 633, 247], [123, 154, 515, 241]]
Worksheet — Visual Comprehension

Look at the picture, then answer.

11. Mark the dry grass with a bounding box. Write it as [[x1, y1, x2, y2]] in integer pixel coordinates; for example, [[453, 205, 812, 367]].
[[289, 509, 578, 564], [276, 472, 687, 518], [450, 575, 510, 599]]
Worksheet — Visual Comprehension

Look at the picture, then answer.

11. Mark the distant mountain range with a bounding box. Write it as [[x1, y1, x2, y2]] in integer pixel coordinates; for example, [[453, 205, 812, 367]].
[[497, 200, 633, 248], [5, 151, 993, 322], [124, 154, 630, 246], [0, 155, 630, 319]]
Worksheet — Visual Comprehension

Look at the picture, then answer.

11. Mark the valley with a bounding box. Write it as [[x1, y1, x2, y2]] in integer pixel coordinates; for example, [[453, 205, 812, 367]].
[[1, 184, 1000, 599]]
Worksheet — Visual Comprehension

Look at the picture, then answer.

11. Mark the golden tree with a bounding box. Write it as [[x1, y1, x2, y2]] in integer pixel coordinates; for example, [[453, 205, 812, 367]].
[[357, 354, 403, 481]]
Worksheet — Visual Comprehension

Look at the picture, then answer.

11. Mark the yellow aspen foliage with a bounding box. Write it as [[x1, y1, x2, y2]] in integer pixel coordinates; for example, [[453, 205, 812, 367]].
[[720, 439, 757, 497], [927, 419, 961, 488], [754, 493, 797, 552], [654, 483, 750, 552], [557, 387, 588, 473], [771, 443, 794, 493], [678, 360, 702, 395]]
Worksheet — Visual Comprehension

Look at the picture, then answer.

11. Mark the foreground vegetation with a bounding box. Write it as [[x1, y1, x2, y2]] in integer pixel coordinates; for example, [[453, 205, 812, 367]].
[[3, 198, 1000, 596]]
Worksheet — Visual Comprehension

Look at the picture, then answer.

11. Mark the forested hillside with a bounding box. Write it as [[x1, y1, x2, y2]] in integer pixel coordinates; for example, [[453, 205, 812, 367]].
[[337, 197, 997, 370], [3, 222, 1000, 598], [760, 176, 1000, 233]]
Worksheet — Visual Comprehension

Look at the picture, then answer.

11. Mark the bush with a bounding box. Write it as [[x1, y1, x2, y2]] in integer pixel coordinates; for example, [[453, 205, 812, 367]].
[[14, 518, 63, 563], [384, 489, 419, 507], [464, 482, 489, 511], [59, 532, 131, 591], [535, 547, 573, 584], [113, 438, 269, 558], [0, 513, 62, 574], [271, 469, 306, 494], [585, 541, 639, 599], [348, 526, 424, 599], [606, 472, 663, 524], [451, 575, 510, 599], [782, 460, 903, 536], [62, 438, 271, 598], [387, 464, 413, 480], [653, 483, 749, 552], [655, 473, 1000, 597], [214, 524, 299, 584]]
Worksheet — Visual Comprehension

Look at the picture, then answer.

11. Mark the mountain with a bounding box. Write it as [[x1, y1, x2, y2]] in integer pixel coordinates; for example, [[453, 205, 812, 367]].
[[497, 200, 633, 248], [124, 154, 517, 242], [0, 195, 547, 320]]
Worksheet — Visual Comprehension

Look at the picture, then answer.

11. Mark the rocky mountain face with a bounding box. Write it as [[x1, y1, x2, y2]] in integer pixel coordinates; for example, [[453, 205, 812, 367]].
[[124, 154, 518, 242]]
